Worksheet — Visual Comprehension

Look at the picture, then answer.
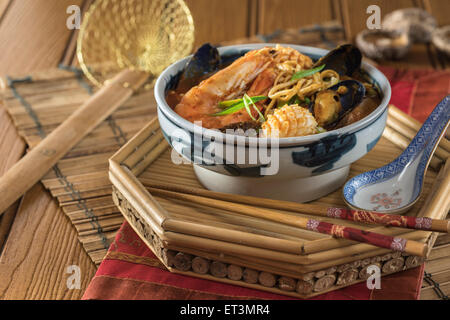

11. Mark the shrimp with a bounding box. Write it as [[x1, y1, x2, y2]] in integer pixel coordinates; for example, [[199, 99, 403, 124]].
[[219, 66, 277, 126], [174, 48, 275, 129]]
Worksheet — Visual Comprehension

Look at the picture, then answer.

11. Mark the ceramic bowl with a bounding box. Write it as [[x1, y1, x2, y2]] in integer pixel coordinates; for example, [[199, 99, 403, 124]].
[[154, 43, 391, 202]]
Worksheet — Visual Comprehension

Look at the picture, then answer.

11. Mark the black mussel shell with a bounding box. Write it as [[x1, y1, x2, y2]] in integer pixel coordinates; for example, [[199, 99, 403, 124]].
[[219, 122, 261, 136], [177, 43, 221, 90], [329, 80, 366, 112], [324, 79, 366, 129], [220, 51, 246, 66], [313, 44, 362, 77]]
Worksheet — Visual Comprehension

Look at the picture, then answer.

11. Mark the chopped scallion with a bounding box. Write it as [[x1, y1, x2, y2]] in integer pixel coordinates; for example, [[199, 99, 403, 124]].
[[242, 94, 257, 121], [291, 64, 325, 81], [244, 93, 265, 122], [212, 95, 267, 116]]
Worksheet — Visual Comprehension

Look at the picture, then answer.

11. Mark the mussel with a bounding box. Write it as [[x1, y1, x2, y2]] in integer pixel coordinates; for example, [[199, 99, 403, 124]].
[[313, 44, 362, 77], [312, 79, 366, 129], [177, 43, 221, 91]]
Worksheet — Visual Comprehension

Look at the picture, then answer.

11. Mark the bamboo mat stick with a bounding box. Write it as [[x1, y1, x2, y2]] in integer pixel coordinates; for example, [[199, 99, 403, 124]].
[[416, 158, 450, 256], [110, 174, 165, 239], [147, 187, 428, 257], [383, 126, 442, 170], [387, 105, 422, 131], [386, 117, 449, 161], [163, 218, 304, 255], [164, 230, 312, 264], [156, 197, 323, 241], [131, 141, 170, 176], [388, 105, 450, 154], [417, 158, 450, 220], [144, 181, 449, 234], [109, 160, 168, 227], [110, 116, 160, 164], [122, 130, 164, 169]]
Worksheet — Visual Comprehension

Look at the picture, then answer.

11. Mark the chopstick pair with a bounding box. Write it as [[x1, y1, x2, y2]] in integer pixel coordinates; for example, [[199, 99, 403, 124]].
[[143, 181, 448, 257], [143, 181, 449, 234]]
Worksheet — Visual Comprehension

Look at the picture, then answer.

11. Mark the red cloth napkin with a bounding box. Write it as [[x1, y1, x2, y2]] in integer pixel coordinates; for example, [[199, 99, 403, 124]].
[[82, 66, 450, 300], [378, 66, 450, 122]]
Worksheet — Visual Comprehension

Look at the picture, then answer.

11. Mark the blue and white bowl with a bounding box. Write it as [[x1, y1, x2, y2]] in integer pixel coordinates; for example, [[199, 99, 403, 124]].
[[154, 43, 391, 202]]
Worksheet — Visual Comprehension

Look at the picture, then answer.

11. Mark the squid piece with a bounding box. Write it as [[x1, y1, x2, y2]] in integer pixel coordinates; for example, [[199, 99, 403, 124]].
[[262, 105, 318, 138]]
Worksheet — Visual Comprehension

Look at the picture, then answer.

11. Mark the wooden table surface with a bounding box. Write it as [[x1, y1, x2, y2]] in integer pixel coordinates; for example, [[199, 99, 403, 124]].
[[0, 0, 448, 300]]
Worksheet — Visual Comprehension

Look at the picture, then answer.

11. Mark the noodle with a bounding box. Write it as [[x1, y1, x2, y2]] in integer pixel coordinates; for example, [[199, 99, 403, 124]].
[[264, 45, 340, 117]]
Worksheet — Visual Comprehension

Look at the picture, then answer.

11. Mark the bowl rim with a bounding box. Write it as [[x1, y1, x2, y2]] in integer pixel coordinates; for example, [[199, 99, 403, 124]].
[[154, 43, 391, 146]]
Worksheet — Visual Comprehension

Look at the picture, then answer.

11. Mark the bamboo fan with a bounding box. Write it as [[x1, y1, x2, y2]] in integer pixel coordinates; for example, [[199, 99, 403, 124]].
[[77, 0, 194, 88], [0, 0, 194, 215]]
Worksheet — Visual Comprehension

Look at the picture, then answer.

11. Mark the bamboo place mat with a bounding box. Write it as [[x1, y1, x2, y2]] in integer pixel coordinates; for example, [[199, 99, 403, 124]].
[[0, 67, 156, 265]]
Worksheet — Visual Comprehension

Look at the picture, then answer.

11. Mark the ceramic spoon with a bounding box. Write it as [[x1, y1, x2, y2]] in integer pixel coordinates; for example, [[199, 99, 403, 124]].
[[343, 95, 450, 214]]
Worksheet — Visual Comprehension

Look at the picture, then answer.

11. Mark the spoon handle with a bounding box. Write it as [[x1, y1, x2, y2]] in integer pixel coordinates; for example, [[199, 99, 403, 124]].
[[400, 95, 450, 198], [401, 95, 450, 164], [326, 208, 449, 233]]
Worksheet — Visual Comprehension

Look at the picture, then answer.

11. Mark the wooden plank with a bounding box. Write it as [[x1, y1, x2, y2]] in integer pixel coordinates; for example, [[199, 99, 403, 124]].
[[248, 0, 259, 37], [0, 0, 12, 23], [0, 184, 96, 299], [0, 103, 25, 251], [423, 270, 450, 286], [66, 206, 119, 222], [421, 281, 450, 300], [424, 256, 450, 274], [0, 0, 84, 74], [427, 244, 450, 261], [0, 106, 25, 188], [61, 0, 95, 67], [257, 0, 335, 35], [377, 44, 440, 69], [423, 0, 450, 26], [340, 0, 418, 40], [434, 233, 450, 247], [185, 0, 250, 47]]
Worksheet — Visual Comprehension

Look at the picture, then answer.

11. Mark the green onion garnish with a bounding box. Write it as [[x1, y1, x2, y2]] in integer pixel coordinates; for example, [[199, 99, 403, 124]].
[[291, 64, 325, 81], [243, 93, 265, 123], [212, 101, 246, 116], [212, 95, 267, 116], [242, 94, 257, 121], [218, 98, 242, 108]]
